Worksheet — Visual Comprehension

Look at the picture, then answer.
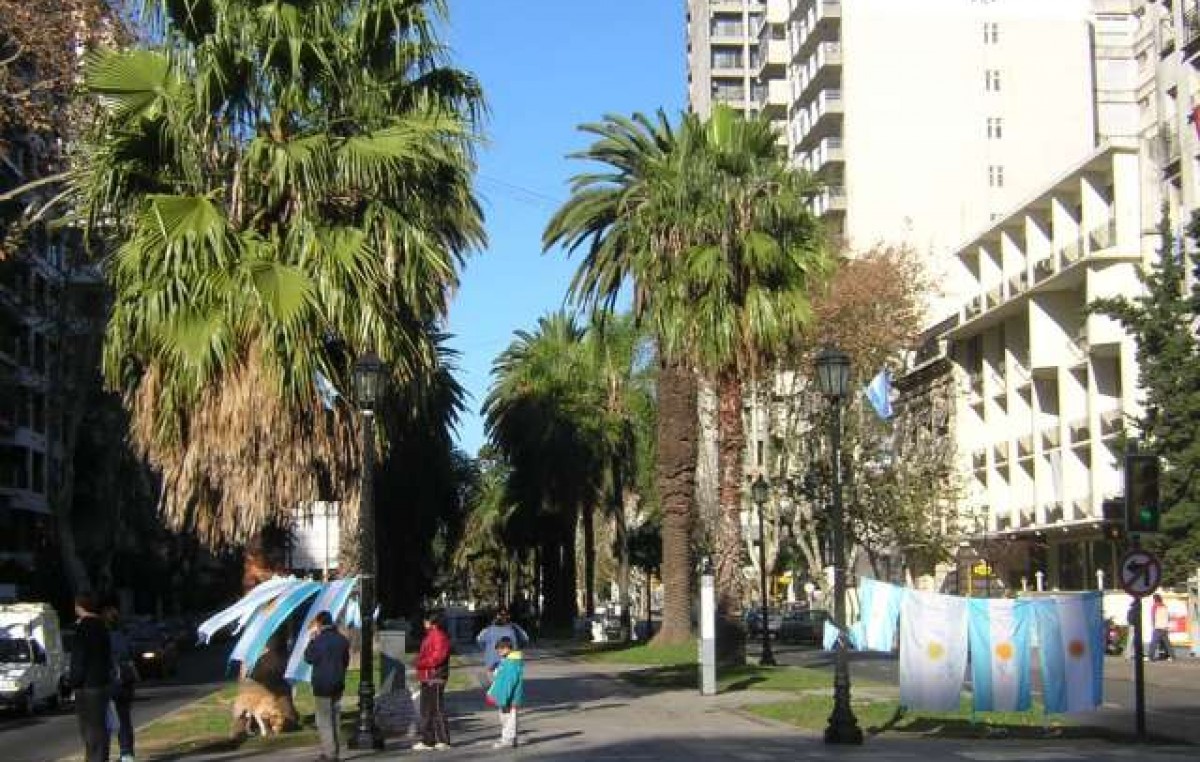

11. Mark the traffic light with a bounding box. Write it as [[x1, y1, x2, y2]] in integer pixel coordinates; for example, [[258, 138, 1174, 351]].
[[1125, 454, 1161, 534], [1101, 499, 1126, 543]]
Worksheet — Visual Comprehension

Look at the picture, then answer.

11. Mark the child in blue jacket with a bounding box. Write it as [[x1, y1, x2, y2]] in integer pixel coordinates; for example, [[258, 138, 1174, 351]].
[[485, 637, 525, 748]]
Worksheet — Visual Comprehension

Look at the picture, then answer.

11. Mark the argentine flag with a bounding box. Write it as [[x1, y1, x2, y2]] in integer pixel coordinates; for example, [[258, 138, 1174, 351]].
[[864, 370, 894, 420], [285, 576, 359, 683], [856, 578, 904, 652], [233, 579, 322, 672], [1034, 593, 1104, 714], [967, 598, 1034, 712], [900, 591, 969, 711], [196, 575, 296, 644]]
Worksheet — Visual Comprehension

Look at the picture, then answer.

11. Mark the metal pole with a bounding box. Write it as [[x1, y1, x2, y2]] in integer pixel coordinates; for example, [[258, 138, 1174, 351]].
[[757, 500, 776, 666], [350, 411, 384, 750], [1131, 535, 1147, 740], [699, 558, 717, 696], [825, 399, 862, 745]]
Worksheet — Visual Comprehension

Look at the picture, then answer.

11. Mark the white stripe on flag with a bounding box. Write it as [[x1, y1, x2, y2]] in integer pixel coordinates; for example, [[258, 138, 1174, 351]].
[[284, 577, 358, 683], [968, 598, 1033, 712], [900, 590, 968, 711]]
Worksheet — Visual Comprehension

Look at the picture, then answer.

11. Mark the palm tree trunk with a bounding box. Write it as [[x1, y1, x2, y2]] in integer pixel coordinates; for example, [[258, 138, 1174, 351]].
[[714, 370, 748, 663], [652, 360, 697, 645], [695, 375, 720, 545], [582, 502, 596, 617], [613, 458, 632, 639]]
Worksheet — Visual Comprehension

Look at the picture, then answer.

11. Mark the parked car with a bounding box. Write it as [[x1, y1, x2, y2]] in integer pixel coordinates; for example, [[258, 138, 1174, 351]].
[[128, 622, 178, 679], [779, 608, 829, 645], [745, 607, 783, 639]]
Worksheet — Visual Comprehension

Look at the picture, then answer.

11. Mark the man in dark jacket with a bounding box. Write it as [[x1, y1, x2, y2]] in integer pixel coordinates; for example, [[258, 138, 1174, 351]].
[[304, 611, 350, 761], [70, 593, 113, 762]]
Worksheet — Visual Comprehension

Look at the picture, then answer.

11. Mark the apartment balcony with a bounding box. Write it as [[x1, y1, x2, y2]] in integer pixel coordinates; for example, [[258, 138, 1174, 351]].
[[1041, 425, 1061, 450], [813, 184, 846, 217], [971, 449, 986, 471], [1085, 217, 1117, 254], [993, 442, 1010, 467], [1070, 326, 1090, 366], [1016, 433, 1034, 459], [1033, 256, 1058, 283], [756, 36, 789, 71], [796, 42, 842, 103], [1006, 270, 1030, 298], [1100, 408, 1124, 440], [710, 23, 747, 45], [795, 0, 842, 59], [986, 366, 1005, 399], [1071, 494, 1094, 520], [796, 88, 843, 146], [966, 370, 983, 404], [1185, 3, 1200, 56], [805, 136, 843, 173], [1068, 417, 1091, 447]]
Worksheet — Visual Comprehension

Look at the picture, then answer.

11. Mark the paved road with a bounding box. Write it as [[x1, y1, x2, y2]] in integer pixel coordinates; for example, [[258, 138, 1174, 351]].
[[770, 641, 1200, 744], [0, 643, 231, 762], [147, 648, 1198, 762]]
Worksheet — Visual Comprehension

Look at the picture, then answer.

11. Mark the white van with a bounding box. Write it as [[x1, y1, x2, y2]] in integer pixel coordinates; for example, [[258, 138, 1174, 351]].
[[0, 603, 69, 714]]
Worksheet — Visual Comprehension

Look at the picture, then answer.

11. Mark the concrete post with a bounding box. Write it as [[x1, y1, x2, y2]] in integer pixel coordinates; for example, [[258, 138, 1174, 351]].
[[699, 558, 716, 697]]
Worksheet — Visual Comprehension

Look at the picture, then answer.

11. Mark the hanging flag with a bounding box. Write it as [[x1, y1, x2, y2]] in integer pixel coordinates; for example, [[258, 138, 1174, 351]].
[[236, 580, 322, 674], [855, 578, 905, 652], [314, 370, 341, 411], [344, 596, 362, 630], [967, 598, 1035, 713], [284, 577, 359, 684], [864, 370, 894, 421], [899, 590, 969, 711], [1034, 593, 1104, 714], [196, 575, 295, 644], [822, 620, 840, 651]]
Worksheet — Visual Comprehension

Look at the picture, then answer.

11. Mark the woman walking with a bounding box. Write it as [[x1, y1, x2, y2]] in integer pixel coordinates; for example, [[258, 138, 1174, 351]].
[[413, 613, 452, 751]]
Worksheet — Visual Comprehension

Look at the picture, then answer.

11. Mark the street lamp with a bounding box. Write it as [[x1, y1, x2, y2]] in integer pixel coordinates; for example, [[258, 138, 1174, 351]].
[[813, 346, 863, 745], [751, 474, 776, 667], [350, 351, 386, 751]]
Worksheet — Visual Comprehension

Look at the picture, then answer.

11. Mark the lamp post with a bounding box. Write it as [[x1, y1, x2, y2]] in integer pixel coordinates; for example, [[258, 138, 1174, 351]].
[[814, 347, 863, 745], [350, 351, 386, 751], [751, 475, 776, 666]]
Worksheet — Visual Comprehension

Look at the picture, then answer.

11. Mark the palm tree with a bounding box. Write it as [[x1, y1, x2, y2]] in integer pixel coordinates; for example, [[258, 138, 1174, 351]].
[[53, 0, 484, 546], [545, 107, 827, 648], [682, 107, 828, 654], [545, 111, 706, 644], [484, 312, 604, 630]]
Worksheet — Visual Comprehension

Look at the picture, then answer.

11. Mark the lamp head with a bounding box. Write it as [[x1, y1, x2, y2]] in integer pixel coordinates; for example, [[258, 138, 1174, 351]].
[[814, 346, 852, 400], [352, 351, 387, 413], [751, 474, 770, 507]]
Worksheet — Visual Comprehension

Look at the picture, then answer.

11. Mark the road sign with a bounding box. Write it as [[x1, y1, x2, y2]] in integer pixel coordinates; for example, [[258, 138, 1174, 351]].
[[1119, 548, 1162, 598]]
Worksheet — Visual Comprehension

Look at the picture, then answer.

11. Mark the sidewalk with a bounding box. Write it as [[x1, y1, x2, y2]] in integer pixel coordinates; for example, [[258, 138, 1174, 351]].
[[163, 650, 1197, 762]]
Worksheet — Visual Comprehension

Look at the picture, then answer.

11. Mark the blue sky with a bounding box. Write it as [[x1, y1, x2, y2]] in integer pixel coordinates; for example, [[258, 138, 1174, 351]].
[[444, 1, 686, 455]]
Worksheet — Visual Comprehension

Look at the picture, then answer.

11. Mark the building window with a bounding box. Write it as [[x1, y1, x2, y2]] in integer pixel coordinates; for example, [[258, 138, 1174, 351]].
[[989, 165, 1005, 188], [712, 48, 743, 69], [31, 452, 45, 494], [984, 22, 999, 44], [987, 117, 1003, 139], [985, 69, 1001, 92]]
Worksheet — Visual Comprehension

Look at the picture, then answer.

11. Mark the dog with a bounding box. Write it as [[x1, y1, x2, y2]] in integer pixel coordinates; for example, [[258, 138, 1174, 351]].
[[230, 682, 297, 738]]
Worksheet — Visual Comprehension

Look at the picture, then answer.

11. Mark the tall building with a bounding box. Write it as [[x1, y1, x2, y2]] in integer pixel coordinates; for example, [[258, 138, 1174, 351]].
[[788, 0, 1138, 316]]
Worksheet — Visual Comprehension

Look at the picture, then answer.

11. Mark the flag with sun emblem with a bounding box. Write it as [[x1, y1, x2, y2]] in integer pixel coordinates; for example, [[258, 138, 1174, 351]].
[[967, 598, 1035, 712], [1034, 592, 1104, 714], [899, 590, 969, 710]]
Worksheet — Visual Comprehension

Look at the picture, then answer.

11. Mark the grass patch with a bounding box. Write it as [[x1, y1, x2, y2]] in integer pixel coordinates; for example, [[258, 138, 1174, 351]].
[[106, 658, 480, 762], [745, 696, 1132, 741], [577, 641, 698, 666]]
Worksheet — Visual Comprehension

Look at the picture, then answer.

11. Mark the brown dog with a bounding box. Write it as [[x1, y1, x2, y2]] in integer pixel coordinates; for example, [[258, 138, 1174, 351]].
[[230, 681, 298, 738]]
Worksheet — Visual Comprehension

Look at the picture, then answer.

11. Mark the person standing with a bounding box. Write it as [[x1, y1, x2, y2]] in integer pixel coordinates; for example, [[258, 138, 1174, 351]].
[[70, 593, 113, 762], [475, 609, 529, 682], [413, 613, 451, 751], [304, 611, 350, 762], [102, 602, 139, 762], [1149, 594, 1174, 661], [485, 637, 525, 749]]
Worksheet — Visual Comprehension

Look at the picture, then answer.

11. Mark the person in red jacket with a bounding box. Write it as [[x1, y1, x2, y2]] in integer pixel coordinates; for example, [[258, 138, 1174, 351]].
[[413, 612, 452, 750]]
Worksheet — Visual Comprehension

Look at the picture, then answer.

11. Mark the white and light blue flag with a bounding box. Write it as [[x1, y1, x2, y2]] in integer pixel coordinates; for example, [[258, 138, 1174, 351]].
[[967, 598, 1034, 712], [232, 579, 322, 672], [856, 578, 904, 652], [284, 577, 359, 684], [823, 621, 840, 651], [900, 590, 969, 711], [1034, 592, 1104, 714], [196, 575, 295, 644], [864, 370, 894, 421], [314, 370, 341, 411]]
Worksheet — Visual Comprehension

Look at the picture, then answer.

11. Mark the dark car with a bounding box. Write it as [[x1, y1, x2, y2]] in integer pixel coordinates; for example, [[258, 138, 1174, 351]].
[[128, 622, 178, 679], [745, 606, 783, 639], [779, 608, 829, 645]]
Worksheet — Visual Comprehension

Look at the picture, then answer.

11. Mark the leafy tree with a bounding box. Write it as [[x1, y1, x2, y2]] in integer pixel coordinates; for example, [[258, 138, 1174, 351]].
[[1092, 211, 1200, 583], [44, 0, 484, 547]]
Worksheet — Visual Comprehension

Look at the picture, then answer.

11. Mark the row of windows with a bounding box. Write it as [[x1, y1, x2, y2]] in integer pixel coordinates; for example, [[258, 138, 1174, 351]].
[[0, 387, 48, 435], [0, 445, 47, 494]]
